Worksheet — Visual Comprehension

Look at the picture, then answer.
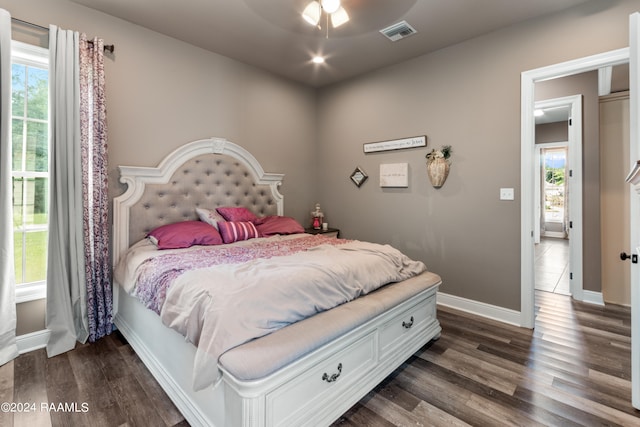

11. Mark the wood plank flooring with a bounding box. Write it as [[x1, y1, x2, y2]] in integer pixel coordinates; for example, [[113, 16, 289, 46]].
[[334, 291, 640, 426], [2, 291, 639, 426]]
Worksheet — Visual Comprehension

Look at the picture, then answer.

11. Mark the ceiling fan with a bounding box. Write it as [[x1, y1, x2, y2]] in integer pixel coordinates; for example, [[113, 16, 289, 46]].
[[302, 0, 350, 29]]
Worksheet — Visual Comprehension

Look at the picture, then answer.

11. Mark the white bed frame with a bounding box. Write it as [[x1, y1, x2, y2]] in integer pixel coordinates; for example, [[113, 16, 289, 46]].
[[112, 137, 441, 427]]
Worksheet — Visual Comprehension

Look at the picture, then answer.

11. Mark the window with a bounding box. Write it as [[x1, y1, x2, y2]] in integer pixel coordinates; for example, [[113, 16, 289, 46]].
[[11, 41, 49, 303], [543, 147, 567, 225]]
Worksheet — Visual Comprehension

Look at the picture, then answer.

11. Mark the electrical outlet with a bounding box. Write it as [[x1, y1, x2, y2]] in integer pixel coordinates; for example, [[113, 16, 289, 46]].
[[500, 188, 514, 200]]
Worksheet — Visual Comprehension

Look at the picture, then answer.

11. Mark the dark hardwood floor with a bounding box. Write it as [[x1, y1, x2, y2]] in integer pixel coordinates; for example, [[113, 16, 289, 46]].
[[2, 290, 639, 426]]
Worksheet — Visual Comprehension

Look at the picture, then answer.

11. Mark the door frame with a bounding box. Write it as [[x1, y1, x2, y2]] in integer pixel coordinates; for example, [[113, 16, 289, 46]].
[[534, 95, 582, 298], [520, 47, 629, 329], [628, 12, 640, 409]]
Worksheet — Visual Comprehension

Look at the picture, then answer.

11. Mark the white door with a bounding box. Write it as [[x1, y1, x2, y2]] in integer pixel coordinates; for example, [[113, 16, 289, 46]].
[[628, 11, 640, 410], [601, 93, 631, 305]]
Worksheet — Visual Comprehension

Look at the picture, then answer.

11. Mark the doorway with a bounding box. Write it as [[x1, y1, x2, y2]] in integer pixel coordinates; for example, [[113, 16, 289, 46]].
[[531, 95, 583, 299], [520, 48, 628, 329], [523, 13, 640, 411], [535, 142, 571, 296]]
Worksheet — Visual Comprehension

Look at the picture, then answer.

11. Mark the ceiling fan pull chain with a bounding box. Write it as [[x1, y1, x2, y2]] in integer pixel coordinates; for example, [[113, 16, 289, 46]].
[[326, 13, 329, 38]]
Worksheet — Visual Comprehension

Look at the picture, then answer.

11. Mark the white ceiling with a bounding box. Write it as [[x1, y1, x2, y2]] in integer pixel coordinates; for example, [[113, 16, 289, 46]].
[[535, 106, 570, 125], [71, 0, 594, 87]]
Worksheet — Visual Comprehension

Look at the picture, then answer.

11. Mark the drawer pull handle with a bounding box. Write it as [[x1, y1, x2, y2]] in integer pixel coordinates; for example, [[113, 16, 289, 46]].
[[402, 316, 414, 329], [322, 363, 342, 383]]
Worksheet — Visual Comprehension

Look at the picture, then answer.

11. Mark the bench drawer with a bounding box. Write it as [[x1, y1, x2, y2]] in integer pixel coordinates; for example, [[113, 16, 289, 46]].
[[266, 332, 376, 427], [379, 294, 436, 357]]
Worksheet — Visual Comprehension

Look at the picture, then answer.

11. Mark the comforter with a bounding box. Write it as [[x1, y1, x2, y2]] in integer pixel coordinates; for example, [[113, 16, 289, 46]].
[[115, 234, 427, 390]]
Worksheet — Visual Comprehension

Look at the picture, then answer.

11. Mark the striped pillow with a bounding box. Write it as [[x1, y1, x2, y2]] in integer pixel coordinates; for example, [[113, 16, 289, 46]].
[[218, 221, 259, 244]]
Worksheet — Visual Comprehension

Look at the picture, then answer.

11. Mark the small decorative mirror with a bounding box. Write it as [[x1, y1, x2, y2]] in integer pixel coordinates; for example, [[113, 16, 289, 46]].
[[350, 166, 368, 187]]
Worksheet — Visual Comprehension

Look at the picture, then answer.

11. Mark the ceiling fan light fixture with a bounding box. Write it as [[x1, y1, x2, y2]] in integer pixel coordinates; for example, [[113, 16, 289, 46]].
[[331, 6, 349, 28], [302, 1, 321, 26], [320, 0, 341, 14]]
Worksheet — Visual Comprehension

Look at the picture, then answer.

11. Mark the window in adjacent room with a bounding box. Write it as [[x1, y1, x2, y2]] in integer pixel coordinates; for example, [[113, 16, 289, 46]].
[[542, 146, 568, 238], [11, 41, 49, 302]]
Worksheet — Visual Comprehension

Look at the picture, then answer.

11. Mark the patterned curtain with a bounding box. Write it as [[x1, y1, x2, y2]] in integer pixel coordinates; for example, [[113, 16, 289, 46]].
[[79, 35, 112, 342], [46, 27, 111, 357]]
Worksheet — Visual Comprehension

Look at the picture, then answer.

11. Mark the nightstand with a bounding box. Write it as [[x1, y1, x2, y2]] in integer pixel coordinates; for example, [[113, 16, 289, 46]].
[[305, 227, 340, 238]]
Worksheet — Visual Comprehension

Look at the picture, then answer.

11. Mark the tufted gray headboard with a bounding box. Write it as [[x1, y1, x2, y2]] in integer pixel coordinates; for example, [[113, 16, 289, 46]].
[[128, 152, 279, 244], [112, 138, 284, 267]]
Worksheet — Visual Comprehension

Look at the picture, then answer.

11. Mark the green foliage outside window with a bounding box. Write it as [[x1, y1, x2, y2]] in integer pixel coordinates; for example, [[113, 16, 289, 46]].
[[12, 59, 49, 287], [545, 167, 565, 186]]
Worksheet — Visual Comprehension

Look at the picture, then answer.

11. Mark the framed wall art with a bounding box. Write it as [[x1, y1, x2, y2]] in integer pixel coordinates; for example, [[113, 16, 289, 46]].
[[380, 163, 409, 187], [350, 166, 368, 187]]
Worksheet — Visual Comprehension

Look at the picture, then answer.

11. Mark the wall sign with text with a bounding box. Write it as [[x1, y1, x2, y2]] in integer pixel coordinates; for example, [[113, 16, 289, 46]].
[[363, 135, 426, 153]]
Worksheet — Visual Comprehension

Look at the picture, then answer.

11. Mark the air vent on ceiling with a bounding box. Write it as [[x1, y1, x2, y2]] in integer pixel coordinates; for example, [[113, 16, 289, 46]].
[[380, 20, 417, 42]]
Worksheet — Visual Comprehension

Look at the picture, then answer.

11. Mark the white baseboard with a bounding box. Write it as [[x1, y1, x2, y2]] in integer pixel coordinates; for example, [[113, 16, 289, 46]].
[[437, 292, 522, 327], [582, 290, 605, 306], [437, 290, 606, 328], [16, 329, 50, 354], [9, 291, 603, 357]]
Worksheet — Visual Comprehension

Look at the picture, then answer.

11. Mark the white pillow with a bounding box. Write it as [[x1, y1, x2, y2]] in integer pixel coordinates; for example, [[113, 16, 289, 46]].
[[196, 207, 226, 230]]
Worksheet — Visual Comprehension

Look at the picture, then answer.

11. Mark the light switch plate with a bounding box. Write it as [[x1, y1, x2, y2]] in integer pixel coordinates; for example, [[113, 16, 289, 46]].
[[500, 188, 515, 200]]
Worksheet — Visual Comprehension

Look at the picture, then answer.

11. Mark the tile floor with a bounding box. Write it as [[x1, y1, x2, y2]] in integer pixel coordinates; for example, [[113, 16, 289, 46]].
[[534, 237, 571, 295]]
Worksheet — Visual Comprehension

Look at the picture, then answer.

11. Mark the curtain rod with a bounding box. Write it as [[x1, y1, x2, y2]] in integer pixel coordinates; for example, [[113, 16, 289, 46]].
[[11, 17, 115, 53]]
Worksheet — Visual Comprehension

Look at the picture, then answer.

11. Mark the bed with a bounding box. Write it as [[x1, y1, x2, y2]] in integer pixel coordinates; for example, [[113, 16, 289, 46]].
[[112, 137, 442, 427]]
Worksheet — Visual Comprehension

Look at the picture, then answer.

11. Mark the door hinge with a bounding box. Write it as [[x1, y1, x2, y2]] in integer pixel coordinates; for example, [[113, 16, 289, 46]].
[[570, 272, 573, 280], [569, 221, 573, 229], [569, 169, 573, 177]]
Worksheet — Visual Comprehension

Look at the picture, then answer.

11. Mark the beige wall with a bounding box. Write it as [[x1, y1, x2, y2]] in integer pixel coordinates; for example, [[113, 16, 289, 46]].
[[5, 0, 318, 334], [315, 0, 638, 310], [15, 299, 45, 336], [6, 0, 640, 333], [536, 122, 568, 144], [600, 92, 631, 305], [6, 0, 318, 214]]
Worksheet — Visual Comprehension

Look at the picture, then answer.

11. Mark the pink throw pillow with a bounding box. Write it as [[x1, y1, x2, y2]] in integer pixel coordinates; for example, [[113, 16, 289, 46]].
[[254, 216, 304, 237], [147, 221, 223, 249], [216, 206, 258, 222], [218, 221, 259, 244]]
